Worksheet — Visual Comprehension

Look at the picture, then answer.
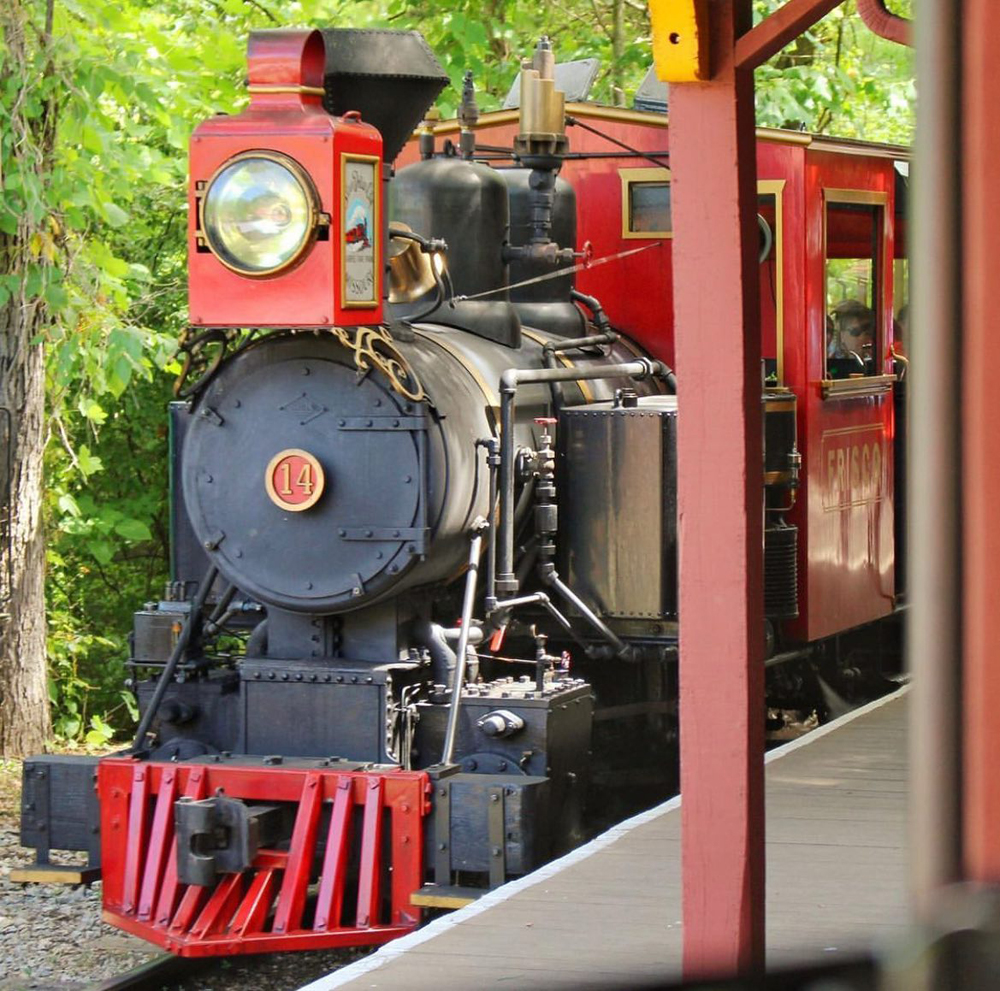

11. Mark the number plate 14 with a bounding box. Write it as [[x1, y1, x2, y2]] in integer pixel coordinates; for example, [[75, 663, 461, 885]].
[[265, 449, 326, 512]]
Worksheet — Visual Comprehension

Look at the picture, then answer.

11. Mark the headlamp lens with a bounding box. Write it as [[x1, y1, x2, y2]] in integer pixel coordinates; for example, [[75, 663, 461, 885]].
[[203, 156, 314, 275]]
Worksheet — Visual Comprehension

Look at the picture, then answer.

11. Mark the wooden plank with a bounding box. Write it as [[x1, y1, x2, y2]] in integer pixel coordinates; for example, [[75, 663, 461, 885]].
[[8, 865, 101, 885], [734, 0, 844, 70]]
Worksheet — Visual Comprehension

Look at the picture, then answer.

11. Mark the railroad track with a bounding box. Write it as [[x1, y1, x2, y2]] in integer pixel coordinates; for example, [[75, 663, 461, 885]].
[[88, 953, 210, 991]]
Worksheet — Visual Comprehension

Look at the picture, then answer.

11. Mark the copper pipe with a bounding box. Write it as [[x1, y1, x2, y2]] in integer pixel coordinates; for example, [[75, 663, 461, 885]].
[[857, 0, 913, 46]]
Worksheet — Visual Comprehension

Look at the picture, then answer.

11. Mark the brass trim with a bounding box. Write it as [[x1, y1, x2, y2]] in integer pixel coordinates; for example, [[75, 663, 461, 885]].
[[341, 153, 381, 309], [520, 328, 595, 403], [264, 448, 326, 512], [820, 374, 896, 400], [422, 106, 818, 144], [567, 103, 670, 128], [198, 150, 321, 279], [246, 84, 326, 96], [416, 105, 910, 156], [821, 423, 888, 438], [758, 179, 786, 384], [330, 325, 426, 403], [764, 397, 795, 412], [764, 470, 794, 485], [810, 135, 912, 160], [620, 167, 673, 240], [755, 126, 814, 147], [822, 188, 890, 207]]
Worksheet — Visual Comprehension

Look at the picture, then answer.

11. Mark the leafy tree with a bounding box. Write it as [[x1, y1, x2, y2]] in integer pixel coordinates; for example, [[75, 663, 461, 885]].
[[0, 0, 260, 752]]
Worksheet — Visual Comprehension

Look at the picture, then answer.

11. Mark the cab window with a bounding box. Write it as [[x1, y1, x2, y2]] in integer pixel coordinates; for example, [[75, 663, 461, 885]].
[[823, 193, 887, 380]]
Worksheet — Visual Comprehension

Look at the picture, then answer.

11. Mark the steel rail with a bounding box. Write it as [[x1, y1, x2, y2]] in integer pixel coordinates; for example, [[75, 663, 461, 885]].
[[88, 953, 208, 991]]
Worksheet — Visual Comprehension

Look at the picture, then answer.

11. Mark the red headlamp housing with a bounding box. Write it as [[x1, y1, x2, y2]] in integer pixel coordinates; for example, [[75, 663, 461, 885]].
[[188, 30, 383, 329]]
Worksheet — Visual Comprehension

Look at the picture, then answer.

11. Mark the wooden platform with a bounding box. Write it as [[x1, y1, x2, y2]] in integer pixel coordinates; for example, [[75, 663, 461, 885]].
[[300, 687, 909, 990]]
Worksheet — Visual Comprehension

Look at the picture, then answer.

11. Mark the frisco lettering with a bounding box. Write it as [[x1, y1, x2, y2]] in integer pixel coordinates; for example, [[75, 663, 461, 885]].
[[823, 431, 885, 508]]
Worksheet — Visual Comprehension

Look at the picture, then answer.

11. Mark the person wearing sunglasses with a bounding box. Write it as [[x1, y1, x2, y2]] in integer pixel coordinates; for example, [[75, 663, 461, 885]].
[[831, 298, 876, 368]]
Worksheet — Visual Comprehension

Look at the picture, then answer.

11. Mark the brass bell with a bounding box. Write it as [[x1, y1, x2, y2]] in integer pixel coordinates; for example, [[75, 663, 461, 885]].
[[388, 224, 441, 303]]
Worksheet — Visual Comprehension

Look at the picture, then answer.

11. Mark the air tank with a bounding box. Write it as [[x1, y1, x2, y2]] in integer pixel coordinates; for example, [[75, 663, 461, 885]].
[[390, 156, 509, 299]]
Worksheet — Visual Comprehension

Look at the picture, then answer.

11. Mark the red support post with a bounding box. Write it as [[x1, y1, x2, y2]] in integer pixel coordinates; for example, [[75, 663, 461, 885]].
[[962, 0, 1000, 884], [669, 0, 765, 977]]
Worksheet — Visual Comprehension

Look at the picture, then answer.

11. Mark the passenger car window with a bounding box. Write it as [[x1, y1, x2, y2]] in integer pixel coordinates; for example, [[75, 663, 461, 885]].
[[620, 168, 672, 238]]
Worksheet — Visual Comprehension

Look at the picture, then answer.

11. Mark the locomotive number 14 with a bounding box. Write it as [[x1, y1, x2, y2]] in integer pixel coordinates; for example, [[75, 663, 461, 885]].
[[278, 460, 314, 496], [265, 448, 326, 512]]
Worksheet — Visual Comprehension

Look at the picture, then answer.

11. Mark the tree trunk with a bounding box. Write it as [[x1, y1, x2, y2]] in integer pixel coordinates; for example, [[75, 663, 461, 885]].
[[0, 0, 55, 755], [0, 327, 50, 755], [612, 0, 625, 105]]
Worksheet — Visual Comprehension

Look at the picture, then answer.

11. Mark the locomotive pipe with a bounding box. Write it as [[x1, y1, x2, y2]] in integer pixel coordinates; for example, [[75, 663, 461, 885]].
[[542, 335, 616, 413], [542, 570, 628, 659], [131, 563, 219, 751], [414, 621, 456, 687], [544, 332, 617, 355], [441, 519, 488, 766], [478, 437, 501, 611], [496, 358, 671, 594], [489, 589, 590, 653], [203, 581, 239, 636], [568, 289, 614, 336]]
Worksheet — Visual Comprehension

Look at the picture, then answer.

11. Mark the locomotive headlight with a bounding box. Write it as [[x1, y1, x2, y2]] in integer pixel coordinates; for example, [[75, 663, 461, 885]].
[[201, 153, 319, 276]]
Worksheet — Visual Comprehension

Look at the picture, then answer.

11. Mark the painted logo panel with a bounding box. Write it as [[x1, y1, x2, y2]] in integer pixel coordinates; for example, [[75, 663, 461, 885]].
[[821, 424, 886, 511], [342, 156, 378, 307]]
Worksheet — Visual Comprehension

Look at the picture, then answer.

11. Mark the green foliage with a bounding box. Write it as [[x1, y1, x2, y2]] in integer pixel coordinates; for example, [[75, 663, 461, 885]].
[[0, 0, 915, 742], [753, 0, 915, 143]]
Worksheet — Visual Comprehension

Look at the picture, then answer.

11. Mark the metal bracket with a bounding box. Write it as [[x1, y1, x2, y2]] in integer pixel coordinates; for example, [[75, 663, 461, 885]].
[[337, 416, 427, 431], [27, 763, 51, 866], [487, 785, 506, 888], [434, 780, 451, 886], [340, 526, 429, 545], [649, 0, 709, 82]]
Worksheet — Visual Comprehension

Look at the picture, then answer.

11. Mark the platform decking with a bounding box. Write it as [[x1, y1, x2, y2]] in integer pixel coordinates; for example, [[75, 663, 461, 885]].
[[302, 687, 909, 991]]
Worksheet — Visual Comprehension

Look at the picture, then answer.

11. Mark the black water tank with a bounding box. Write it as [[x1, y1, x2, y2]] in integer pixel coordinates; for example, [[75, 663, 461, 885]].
[[390, 157, 509, 299]]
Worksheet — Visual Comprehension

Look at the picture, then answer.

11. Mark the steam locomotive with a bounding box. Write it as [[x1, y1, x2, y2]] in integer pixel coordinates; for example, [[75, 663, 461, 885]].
[[17, 27, 906, 958]]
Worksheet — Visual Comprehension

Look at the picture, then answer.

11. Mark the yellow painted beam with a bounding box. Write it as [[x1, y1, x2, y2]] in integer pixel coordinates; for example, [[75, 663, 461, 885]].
[[649, 0, 710, 82]]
